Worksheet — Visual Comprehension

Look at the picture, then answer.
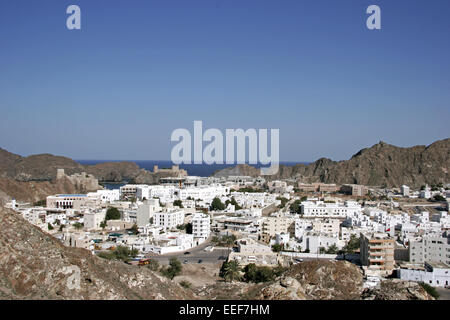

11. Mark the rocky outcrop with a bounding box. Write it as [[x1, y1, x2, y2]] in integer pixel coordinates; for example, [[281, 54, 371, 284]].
[[0, 176, 84, 204], [84, 162, 142, 182], [56, 169, 100, 192], [259, 260, 365, 300], [0, 207, 196, 300], [0, 148, 141, 183], [200, 260, 433, 300], [213, 139, 450, 188], [213, 164, 262, 178], [361, 279, 434, 300], [0, 148, 189, 185]]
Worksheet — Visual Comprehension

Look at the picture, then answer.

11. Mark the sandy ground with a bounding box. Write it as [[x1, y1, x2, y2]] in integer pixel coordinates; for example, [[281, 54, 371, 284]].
[[173, 262, 222, 287]]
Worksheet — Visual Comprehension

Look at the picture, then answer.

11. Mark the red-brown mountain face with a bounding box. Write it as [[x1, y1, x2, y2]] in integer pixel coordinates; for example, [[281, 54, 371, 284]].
[[213, 139, 450, 188]]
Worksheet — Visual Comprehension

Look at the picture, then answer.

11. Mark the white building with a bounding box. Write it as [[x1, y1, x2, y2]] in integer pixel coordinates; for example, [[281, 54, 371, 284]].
[[230, 192, 278, 209], [191, 212, 211, 239], [420, 186, 432, 199], [311, 218, 341, 237], [21, 209, 45, 226], [301, 200, 361, 218], [46, 194, 95, 210], [401, 185, 410, 197], [87, 190, 120, 203], [399, 262, 450, 287], [136, 185, 176, 203], [300, 232, 343, 254], [145, 233, 194, 254], [275, 232, 290, 245], [155, 209, 185, 231], [120, 184, 148, 198], [175, 185, 229, 202], [294, 218, 312, 239], [409, 234, 450, 265], [83, 210, 106, 230], [136, 199, 161, 227]]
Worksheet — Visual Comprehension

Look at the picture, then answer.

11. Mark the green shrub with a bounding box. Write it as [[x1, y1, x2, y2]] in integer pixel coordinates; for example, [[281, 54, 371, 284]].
[[419, 282, 440, 299], [161, 258, 182, 280], [173, 200, 184, 208], [105, 207, 121, 220], [243, 263, 280, 283], [96, 246, 138, 262], [210, 197, 226, 211], [147, 259, 160, 271]]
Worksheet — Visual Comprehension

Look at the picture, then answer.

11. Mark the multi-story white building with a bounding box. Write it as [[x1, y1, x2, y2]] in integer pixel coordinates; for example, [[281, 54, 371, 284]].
[[261, 215, 294, 238], [136, 199, 161, 227], [191, 212, 211, 239], [87, 190, 120, 203], [409, 234, 450, 265], [136, 185, 176, 203], [120, 184, 148, 199], [175, 185, 229, 202], [84, 210, 106, 230], [230, 192, 278, 209], [155, 209, 185, 230], [301, 200, 361, 218], [311, 218, 341, 237]]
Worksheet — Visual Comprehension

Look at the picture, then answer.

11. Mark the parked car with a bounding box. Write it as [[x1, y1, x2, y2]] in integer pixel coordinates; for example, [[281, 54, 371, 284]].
[[198, 259, 203, 263], [183, 260, 188, 264], [184, 251, 191, 255]]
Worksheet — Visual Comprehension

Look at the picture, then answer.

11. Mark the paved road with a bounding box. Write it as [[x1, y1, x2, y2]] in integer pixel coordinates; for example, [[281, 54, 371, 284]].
[[145, 237, 232, 265], [436, 287, 450, 300]]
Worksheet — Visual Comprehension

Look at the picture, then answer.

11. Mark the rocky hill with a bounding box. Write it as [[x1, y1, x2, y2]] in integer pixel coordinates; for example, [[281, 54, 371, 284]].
[[0, 148, 176, 185], [1, 138, 448, 189], [0, 148, 142, 182], [260, 260, 365, 300], [0, 207, 196, 300], [0, 148, 191, 203], [213, 139, 450, 187], [0, 176, 84, 205], [198, 260, 433, 300]]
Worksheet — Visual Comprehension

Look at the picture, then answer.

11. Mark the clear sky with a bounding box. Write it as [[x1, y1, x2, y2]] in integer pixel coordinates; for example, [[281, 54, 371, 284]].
[[0, 0, 449, 162]]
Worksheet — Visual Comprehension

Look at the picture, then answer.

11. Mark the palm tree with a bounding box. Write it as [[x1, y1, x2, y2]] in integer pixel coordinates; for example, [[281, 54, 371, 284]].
[[220, 260, 241, 282]]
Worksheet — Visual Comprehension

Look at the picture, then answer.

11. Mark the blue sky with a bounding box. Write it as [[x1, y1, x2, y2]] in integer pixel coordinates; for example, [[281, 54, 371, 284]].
[[0, 0, 449, 162]]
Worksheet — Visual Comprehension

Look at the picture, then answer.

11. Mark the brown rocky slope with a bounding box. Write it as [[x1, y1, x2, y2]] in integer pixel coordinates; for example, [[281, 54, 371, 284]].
[[0, 148, 182, 185], [199, 260, 433, 300], [0, 148, 142, 183], [213, 139, 450, 188], [0, 207, 196, 300]]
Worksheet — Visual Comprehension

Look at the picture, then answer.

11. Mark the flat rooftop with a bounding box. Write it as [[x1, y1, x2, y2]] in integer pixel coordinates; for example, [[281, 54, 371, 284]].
[[426, 261, 450, 269], [56, 194, 87, 197]]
